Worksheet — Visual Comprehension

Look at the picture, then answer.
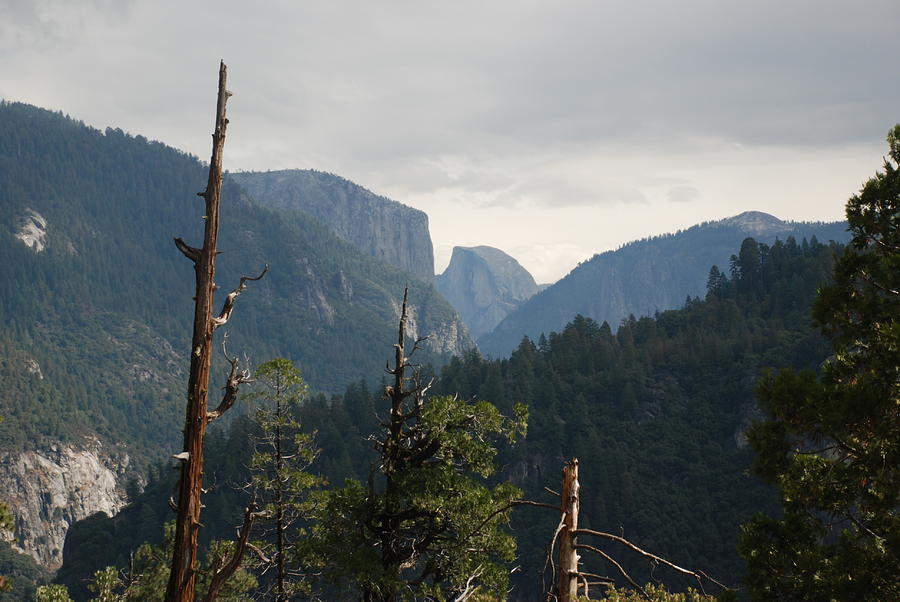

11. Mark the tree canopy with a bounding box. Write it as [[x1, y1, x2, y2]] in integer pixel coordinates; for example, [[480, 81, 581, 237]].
[[740, 125, 900, 600]]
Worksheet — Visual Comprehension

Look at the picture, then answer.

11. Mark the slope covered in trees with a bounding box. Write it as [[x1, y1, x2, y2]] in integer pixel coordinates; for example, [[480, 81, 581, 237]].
[[740, 127, 900, 600], [436, 235, 840, 595], [479, 212, 849, 357], [58, 234, 841, 599], [0, 101, 469, 461]]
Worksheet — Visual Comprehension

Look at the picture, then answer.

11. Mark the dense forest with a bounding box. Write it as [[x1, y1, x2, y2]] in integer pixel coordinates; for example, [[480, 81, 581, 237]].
[[51, 234, 840, 600], [0, 101, 465, 463], [2, 100, 897, 601]]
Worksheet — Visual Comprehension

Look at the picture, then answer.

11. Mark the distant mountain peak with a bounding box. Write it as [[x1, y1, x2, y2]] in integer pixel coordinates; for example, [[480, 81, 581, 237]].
[[719, 211, 792, 235], [436, 245, 539, 338]]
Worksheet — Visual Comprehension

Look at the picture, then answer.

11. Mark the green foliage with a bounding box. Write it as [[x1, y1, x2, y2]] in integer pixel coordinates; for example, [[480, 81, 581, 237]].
[[84, 522, 258, 601], [0, 101, 462, 465], [59, 234, 840, 598], [245, 358, 322, 599], [435, 236, 840, 594], [740, 126, 900, 600], [304, 320, 527, 600], [35, 584, 74, 602], [598, 582, 717, 601], [86, 567, 121, 602], [479, 213, 849, 357]]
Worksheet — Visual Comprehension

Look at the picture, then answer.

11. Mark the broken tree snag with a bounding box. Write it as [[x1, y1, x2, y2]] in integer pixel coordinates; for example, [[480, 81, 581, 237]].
[[165, 60, 232, 602], [206, 335, 252, 422], [556, 458, 580, 602], [211, 265, 269, 329], [202, 502, 263, 602]]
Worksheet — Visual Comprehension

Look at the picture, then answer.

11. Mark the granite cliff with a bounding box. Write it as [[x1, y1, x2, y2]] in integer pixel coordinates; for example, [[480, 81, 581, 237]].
[[230, 170, 435, 282], [435, 246, 540, 338], [0, 439, 128, 570]]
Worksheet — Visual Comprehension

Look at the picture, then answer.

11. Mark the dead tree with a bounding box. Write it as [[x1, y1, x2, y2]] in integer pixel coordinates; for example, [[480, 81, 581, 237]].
[[165, 61, 267, 602], [540, 458, 728, 601]]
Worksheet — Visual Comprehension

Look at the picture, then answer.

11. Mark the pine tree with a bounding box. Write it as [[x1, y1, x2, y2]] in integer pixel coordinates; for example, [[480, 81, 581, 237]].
[[305, 291, 527, 601], [740, 126, 900, 600], [246, 358, 321, 601]]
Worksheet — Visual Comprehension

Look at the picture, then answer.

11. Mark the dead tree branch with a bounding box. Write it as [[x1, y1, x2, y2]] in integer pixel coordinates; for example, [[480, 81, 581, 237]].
[[573, 527, 724, 591], [576, 543, 649, 600], [202, 502, 263, 602], [207, 335, 252, 422], [211, 265, 268, 330]]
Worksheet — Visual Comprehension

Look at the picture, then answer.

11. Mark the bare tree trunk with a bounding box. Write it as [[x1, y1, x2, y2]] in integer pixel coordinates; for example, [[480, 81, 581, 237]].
[[557, 458, 580, 602], [275, 384, 286, 602], [165, 61, 231, 602]]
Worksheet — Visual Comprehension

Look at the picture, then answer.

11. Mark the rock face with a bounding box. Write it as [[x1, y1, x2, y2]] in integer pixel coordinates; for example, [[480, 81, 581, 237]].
[[435, 246, 540, 338], [0, 439, 128, 570], [15, 208, 48, 252], [230, 170, 435, 282], [479, 212, 851, 357]]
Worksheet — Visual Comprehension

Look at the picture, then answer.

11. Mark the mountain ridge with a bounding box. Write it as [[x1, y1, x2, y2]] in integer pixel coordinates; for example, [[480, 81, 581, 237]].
[[478, 211, 849, 357], [229, 169, 435, 282]]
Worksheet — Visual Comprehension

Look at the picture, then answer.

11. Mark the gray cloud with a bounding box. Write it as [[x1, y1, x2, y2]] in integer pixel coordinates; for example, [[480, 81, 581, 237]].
[[1, 0, 895, 281], [667, 185, 701, 203]]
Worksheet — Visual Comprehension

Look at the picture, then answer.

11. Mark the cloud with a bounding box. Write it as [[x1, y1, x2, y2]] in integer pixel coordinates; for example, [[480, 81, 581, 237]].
[[666, 185, 701, 203], [1, 0, 894, 282]]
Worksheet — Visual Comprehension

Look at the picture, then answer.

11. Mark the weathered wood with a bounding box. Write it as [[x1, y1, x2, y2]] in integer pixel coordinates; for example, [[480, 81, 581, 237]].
[[557, 458, 580, 602], [202, 502, 262, 602], [165, 60, 231, 602]]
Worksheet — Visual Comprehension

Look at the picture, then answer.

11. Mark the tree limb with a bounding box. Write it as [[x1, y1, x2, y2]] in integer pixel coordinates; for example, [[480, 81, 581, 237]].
[[202, 502, 262, 602], [207, 335, 251, 422], [573, 528, 729, 591], [211, 265, 268, 330], [174, 237, 201, 263], [576, 543, 649, 600], [542, 511, 567, 599]]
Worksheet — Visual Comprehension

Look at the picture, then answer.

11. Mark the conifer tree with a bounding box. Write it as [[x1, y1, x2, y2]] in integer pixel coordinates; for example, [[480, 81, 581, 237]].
[[305, 290, 527, 601], [741, 126, 900, 600], [246, 358, 321, 601]]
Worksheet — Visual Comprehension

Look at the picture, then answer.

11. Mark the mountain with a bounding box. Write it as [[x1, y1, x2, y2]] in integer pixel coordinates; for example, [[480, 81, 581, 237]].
[[478, 211, 850, 357], [0, 101, 471, 569], [435, 246, 540, 338], [229, 170, 435, 282], [57, 235, 841, 599]]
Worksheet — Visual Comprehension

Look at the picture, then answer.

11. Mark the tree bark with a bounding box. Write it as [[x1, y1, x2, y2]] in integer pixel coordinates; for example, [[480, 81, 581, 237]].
[[556, 458, 580, 602], [165, 61, 231, 602]]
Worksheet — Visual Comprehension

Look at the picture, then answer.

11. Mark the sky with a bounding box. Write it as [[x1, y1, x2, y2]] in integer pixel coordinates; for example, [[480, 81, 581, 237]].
[[2, 1, 898, 283]]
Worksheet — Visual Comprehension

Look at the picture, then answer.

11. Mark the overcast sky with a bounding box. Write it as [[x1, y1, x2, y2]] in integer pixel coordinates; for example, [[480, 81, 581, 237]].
[[3, 1, 898, 282]]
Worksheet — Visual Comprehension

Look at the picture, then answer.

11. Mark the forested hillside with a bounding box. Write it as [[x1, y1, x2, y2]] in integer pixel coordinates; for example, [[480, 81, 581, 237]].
[[0, 101, 471, 572], [57, 234, 840, 599], [479, 211, 848, 357], [0, 101, 468, 457]]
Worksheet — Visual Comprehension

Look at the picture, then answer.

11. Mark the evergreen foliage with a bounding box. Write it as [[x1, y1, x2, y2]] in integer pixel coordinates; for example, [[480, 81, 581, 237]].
[[304, 298, 528, 601], [436, 235, 840, 596], [245, 358, 321, 600], [57, 235, 841, 599], [0, 540, 50, 601], [740, 127, 900, 600], [0, 101, 464, 465], [479, 213, 849, 357]]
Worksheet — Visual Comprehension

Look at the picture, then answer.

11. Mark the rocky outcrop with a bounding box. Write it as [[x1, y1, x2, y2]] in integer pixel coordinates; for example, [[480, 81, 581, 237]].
[[230, 170, 435, 282], [0, 438, 128, 570], [398, 298, 472, 357], [15, 208, 48, 252], [435, 246, 540, 338]]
